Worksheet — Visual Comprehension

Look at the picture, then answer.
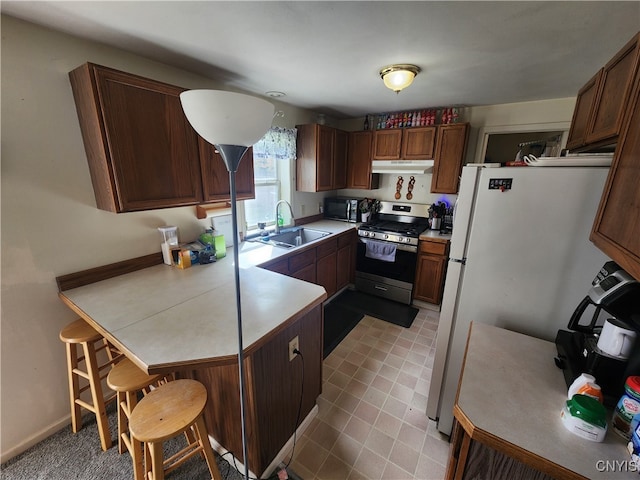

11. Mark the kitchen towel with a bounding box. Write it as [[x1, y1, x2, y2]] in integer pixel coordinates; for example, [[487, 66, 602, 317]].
[[365, 239, 397, 262]]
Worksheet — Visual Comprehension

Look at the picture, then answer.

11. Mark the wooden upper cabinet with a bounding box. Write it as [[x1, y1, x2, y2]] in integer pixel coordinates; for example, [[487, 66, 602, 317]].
[[373, 127, 436, 160], [431, 123, 469, 194], [70, 63, 203, 212], [590, 65, 640, 281], [373, 129, 402, 159], [69, 62, 253, 213], [347, 130, 379, 190], [401, 126, 437, 159], [566, 71, 601, 151], [296, 124, 348, 192], [586, 32, 640, 145], [198, 141, 255, 202], [567, 32, 640, 151], [333, 129, 348, 189]]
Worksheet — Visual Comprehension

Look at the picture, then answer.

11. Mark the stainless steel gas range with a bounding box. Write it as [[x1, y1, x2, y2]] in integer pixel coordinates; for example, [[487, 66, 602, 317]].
[[355, 201, 431, 304]]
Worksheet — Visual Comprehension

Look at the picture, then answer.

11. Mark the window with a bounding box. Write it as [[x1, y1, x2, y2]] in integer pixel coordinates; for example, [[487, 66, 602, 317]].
[[243, 127, 297, 231]]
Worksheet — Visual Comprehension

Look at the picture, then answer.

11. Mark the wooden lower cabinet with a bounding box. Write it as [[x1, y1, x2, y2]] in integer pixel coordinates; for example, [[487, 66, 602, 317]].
[[184, 305, 322, 477], [316, 238, 338, 298], [413, 239, 449, 304], [336, 231, 356, 290], [262, 229, 356, 297]]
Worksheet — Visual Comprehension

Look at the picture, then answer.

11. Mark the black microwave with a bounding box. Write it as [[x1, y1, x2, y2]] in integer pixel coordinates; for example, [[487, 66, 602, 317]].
[[324, 197, 361, 222]]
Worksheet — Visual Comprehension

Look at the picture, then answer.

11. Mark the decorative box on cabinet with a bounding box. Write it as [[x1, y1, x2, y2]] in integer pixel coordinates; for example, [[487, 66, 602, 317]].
[[567, 32, 640, 151], [347, 131, 379, 190], [296, 124, 348, 192], [69, 62, 255, 213], [431, 123, 469, 194], [590, 59, 640, 282]]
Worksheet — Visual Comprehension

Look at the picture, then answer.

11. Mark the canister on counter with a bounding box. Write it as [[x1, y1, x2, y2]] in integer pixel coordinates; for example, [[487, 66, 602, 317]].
[[612, 376, 640, 440]]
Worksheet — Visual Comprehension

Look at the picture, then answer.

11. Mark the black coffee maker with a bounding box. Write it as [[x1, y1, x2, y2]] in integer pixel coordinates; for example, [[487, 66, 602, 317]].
[[555, 261, 640, 406]]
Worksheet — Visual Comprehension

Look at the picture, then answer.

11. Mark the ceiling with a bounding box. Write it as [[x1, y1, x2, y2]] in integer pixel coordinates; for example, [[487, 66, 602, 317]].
[[2, 1, 639, 119]]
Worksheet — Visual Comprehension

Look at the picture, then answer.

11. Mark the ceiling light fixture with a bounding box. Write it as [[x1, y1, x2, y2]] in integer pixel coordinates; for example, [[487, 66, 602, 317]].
[[379, 64, 421, 93], [265, 91, 286, 98]]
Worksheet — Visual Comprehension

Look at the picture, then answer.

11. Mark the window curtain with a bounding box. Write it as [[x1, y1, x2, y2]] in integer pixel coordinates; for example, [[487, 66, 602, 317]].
[[252, 127, 297, 160]]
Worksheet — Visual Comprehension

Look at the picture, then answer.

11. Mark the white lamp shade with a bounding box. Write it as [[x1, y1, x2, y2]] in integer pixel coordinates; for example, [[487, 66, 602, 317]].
[[180, 90, 274, 147]]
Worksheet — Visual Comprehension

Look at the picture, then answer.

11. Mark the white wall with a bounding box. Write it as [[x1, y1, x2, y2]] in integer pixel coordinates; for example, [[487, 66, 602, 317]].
[[0, 14, 579, 462], [0, 15, 318, 462]]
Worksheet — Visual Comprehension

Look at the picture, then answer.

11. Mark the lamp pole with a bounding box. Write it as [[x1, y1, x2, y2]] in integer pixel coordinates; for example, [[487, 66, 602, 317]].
[[216, 144, 251, 480]]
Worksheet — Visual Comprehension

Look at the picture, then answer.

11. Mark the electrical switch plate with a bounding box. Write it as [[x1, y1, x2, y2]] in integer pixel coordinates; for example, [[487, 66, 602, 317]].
[[289, 336, 299, 361]]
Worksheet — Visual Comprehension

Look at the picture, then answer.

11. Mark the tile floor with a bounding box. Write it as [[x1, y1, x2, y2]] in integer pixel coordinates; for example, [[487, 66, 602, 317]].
[[288, 306, 451, 480]]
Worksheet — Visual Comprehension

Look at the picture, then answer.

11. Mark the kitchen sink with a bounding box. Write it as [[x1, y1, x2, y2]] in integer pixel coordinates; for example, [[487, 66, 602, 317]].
[[251, 227, 331, 249]]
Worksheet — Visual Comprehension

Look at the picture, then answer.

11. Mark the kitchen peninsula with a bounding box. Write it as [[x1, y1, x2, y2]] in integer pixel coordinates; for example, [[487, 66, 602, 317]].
[[58, 244, 329, 478]]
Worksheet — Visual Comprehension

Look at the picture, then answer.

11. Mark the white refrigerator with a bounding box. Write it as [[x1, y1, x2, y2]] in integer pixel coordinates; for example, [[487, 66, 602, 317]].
[[426, 164, 611, 436]]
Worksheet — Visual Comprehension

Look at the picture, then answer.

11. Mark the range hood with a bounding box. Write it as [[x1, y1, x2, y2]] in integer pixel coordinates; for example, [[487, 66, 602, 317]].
[[371, 160, 434, 174]]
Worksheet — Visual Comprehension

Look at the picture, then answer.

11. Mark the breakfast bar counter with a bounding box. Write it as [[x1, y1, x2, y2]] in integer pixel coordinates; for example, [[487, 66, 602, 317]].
[[58, 253, 327, 478], [59, 257, 326, 373], [448, 322, 632, 480]]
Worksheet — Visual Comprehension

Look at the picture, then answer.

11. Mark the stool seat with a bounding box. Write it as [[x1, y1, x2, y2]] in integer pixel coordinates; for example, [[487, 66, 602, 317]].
[[107, 358, 161, 393], [130, 379, 207, 443], [129, 379, 222, 480], [59, 318, 103, 344]]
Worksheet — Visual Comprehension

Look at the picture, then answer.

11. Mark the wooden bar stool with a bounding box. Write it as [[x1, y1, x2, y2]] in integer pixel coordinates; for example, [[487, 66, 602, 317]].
[[59, 318, 122, 451], [129, 379, 222, 480], [107, 358, 162, 480]]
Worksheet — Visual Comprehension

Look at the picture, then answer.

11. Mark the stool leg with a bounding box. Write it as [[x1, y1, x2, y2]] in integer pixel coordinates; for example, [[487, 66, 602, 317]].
[[193, 415, 223, 480], [83, 341, 112, 451], [148, 441, 165, 480], [65, 343, 82, 433], [117, 391, 128, 454]]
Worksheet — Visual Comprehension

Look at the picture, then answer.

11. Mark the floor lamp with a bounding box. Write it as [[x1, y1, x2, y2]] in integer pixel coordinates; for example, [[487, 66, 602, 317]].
[[180, 90, 274, 479]]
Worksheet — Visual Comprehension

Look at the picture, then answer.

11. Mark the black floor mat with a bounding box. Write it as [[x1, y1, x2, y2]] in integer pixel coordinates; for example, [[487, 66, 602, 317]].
[[323, 301, 363, 358], [333, 289, 419, 329]]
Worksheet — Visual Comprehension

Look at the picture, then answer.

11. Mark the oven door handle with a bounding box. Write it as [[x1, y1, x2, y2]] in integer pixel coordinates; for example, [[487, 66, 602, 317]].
[[358, 237, 417, 253]]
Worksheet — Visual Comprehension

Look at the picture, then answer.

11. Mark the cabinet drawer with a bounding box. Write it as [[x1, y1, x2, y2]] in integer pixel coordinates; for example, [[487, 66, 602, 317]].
[[316, 238, 337, 259], [289, 249, 317, 272], [338, 231, 355, 248], [419, 241, 448, 256]]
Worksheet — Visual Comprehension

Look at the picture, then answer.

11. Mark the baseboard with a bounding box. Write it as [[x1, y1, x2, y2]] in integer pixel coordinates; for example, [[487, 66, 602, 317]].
[[412, 299, 441, 312], [208, 404, 318, 479], [1, 415, 71, 464]]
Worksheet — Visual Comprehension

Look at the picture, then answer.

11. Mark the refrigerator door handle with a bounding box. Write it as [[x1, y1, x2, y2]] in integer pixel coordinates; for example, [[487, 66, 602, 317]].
[[451, 257, 467, 265]]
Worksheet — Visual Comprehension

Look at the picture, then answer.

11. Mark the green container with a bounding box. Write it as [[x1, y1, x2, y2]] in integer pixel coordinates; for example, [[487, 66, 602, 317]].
[[214, 234, 226, 259]]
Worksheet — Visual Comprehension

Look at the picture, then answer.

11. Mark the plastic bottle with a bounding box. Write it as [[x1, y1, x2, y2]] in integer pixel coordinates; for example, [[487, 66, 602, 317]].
[[568, 373, 596, 399], [612, 376, 640, 440], [576, 382, 603, 403]]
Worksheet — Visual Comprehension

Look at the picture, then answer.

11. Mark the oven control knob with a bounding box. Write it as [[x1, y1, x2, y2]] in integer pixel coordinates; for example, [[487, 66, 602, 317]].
[[384, 234, 389, 240]]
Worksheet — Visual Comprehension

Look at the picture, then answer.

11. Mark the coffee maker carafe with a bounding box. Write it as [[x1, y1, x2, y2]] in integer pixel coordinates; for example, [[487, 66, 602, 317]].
[[555, 261, 640, 405]]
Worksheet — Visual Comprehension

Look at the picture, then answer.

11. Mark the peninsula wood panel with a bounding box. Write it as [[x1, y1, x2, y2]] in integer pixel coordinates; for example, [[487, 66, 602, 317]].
[[185, 305, 322, 476]]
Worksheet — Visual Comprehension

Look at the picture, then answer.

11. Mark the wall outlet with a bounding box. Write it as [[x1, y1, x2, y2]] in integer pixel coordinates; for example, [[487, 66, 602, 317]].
[[289, 336, 299, 361]]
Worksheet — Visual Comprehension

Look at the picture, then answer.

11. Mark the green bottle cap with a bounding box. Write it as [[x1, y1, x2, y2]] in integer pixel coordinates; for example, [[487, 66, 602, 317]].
[[566, 394, 607, 428]]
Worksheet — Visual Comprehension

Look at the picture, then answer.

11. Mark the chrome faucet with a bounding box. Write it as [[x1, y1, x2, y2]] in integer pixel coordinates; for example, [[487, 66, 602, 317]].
[[275, 200, 295, 234]]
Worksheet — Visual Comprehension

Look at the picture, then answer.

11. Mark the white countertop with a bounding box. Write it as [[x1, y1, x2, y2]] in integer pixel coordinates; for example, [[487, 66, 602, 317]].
[[58, 222, 347, 372], [457, 322, 630, 479], [238, 220, 358, 268]]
